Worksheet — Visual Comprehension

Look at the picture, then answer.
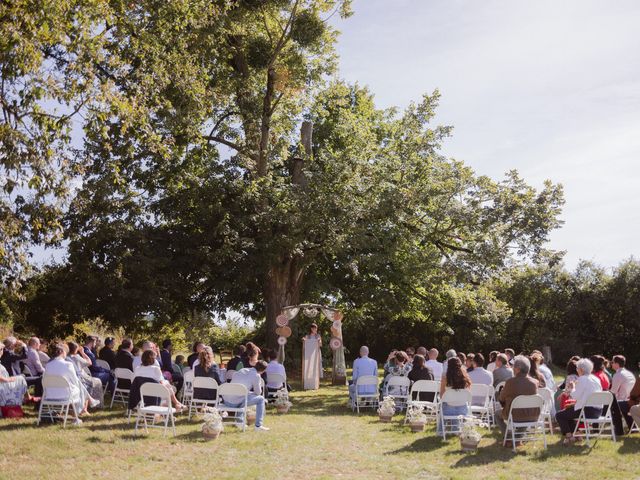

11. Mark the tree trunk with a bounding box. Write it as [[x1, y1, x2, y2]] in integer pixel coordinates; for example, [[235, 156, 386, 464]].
[[264, 259, 304, 349]]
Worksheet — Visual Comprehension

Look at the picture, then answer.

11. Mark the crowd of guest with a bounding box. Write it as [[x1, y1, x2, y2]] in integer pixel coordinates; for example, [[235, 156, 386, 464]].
[[0, 333, 288, 431], [350, 344, 640, 445]]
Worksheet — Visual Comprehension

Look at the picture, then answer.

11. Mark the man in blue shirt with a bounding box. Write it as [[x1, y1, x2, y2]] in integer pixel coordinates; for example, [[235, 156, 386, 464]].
[[349, 346, 378, 400]]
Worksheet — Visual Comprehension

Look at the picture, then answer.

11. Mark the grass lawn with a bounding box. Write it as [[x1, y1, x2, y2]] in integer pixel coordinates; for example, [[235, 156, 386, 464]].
[[1, 380, 639, 480]]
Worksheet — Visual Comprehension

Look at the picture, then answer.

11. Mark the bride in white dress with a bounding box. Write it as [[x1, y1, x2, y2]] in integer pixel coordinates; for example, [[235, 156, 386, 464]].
[[302, 324, 322, 390]]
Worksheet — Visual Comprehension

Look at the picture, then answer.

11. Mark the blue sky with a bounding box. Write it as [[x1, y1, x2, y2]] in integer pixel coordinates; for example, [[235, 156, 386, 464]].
[[332, 0, 640, 269]]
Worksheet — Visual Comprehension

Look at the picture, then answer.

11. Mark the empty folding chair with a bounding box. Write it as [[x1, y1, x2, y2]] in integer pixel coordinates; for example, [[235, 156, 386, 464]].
[[353, 375, 379, 414], [37, 375, 80, 428], [572, 391, 616, 445], [470, 383, 494, 428], [188, 377, 219, 420], [503, 394, 547, 452], [405, 380, 439, 423], [384, 376, 411, 411], [110, 368, 134, 410], [181, 369, 194, 404], [538, 387, 555, 434], [438, 389, 472, 440], [134, 383, 176, 437], [217, 382, 249, 431]]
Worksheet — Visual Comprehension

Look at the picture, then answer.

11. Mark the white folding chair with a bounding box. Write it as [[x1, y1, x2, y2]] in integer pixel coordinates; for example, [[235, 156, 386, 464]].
[[630, 419, 640, 434], [352, 375, 379, 414], [494, 381, 506, 410], [217, 383, 249, 431], [384, 376, 411, 411], [188, 377, 219, 420], [470, 383, 494, 428], [96, 359, 112, 371], [503, 394, 546, 452], [266, 373, 287, 403], [21, 363, 40, 382], [134, 383, 176, 437], [37, 375, 79, 428], [181, 369, 194, 403], [572, 391, 616, 445], [110, 368, 134, 410], [405, 380, 439, 423], [538, 387, 555, 434], [438, 389, 472, 439]]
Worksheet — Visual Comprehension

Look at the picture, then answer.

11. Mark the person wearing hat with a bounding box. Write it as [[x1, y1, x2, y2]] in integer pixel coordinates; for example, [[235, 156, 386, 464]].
[[99, 337, 117, 370]]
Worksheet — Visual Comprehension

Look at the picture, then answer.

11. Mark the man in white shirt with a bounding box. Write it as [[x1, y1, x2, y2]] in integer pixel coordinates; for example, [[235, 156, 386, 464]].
[[265, 350, 287, 391], [441, 349, 457, 376], [349, 346, 378, 399], [467, 353, 493, 406], [133, 341, 161, 370], [610, 355, 637, 436], [44, 343, 84, 424], [25, 337, 45, 376], [425, 348, 443, 380], [226, 361, 269, 431]]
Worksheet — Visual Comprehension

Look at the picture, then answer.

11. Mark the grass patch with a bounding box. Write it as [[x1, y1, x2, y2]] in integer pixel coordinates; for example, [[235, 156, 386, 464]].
[[0, 380, 638, 480]]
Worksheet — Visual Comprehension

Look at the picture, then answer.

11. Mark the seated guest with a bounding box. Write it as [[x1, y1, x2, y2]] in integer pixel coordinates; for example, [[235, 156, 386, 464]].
[[558, 359, 580, 409], [610, 355, 637, 436], [226, 360, 270, 431], [456, 352, 467, 370], [532, 350, 555, 391], [386, 351, 410, 376], [416, 346, 428, 358], [0, 342, 34, 409], [496, 355, 539, 434], [626, 376, 640, 432], [226, 345, 246, 376], [242, 342, 261, 370], [555, 358, 602, 445], [492, 353, 514, 387], [115, 339, 135, 371], [193, 346, 221, 401], [187, 342, 204, 368], [468, 353, 492, 406], [67, 341, 103, 407], [408, 354, 434, 402], [505, 348, 515, 366], [265, 349, 288, 393], [134, 350, 185, 411], [441, 349, 457, 375], [38, 340, 50, 365], [590, 355, 610, 390], [160, 339, 183, 393], [528, 354, 546, 388], [173, 355, 187, 376], [1, 337, 27, 375], [98, 337, 117, 370], [486, 351, 499, 373], [465, 353, 475, 372], [83, 335, 113, 389], [45, 343, 89, 423], [133, 341, 159, 370], [349, 346, 378, 400], [425, 349, 443, 379], [437, 357, 471, 436], [405, 347, 415, 368], [25, 337, 45, 376]]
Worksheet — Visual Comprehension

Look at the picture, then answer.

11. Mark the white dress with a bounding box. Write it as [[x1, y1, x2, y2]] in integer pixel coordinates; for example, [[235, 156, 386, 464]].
[[302, 334, 322, 390]]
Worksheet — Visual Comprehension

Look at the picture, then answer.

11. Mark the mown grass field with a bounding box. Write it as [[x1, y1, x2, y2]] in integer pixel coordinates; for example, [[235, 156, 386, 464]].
[[1, 380, 639, 480]]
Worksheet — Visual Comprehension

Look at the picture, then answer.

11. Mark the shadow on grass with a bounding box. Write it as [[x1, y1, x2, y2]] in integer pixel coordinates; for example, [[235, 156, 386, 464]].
[[617, 436, 640, 454], [385, 434, 445, 453]]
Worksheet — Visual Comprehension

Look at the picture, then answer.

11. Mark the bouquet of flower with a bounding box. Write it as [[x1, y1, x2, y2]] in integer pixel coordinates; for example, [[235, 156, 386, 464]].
[[377, 396, 396, 417], [201, 407, 225, 434], [274, 389, 292, 409], [406, 404, 427, 424], [458, 416, 486, 443]]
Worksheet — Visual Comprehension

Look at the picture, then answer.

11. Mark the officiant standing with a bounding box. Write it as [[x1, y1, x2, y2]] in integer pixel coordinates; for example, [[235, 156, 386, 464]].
[[302, 324, 322, 390]]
